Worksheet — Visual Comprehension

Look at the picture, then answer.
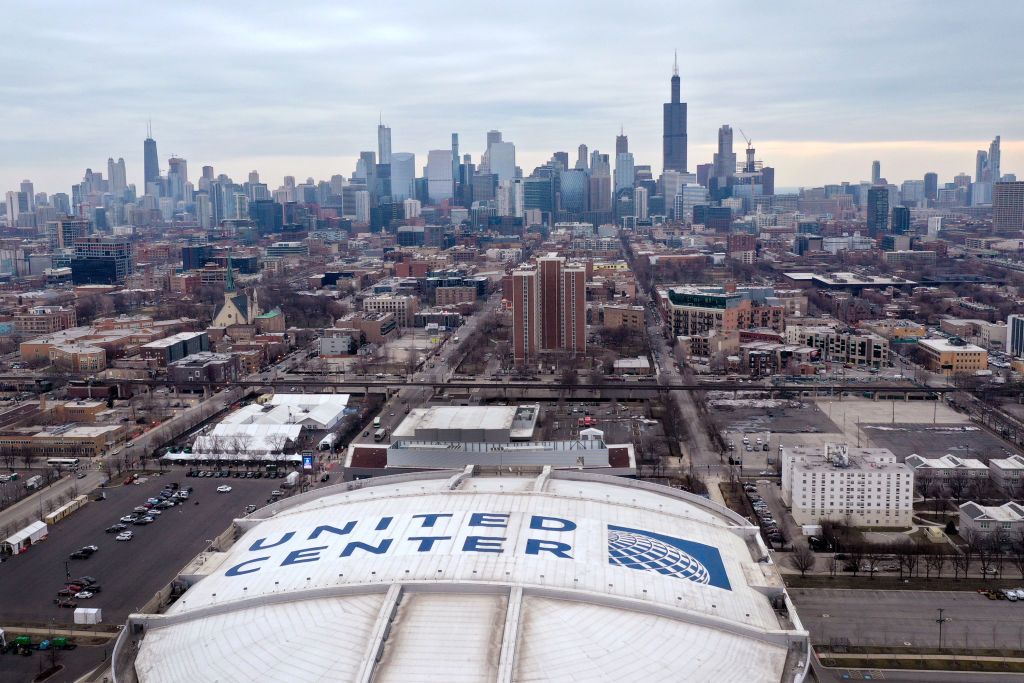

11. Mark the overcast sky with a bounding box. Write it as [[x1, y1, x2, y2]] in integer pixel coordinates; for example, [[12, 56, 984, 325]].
[[3, 0, 1023, 195]]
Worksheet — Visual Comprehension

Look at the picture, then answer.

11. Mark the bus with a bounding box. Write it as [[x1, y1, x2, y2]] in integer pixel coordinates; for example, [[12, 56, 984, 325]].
[[373, 416, 382, 428], [373, 428, 388, 442], [47, 458, 80, 470]]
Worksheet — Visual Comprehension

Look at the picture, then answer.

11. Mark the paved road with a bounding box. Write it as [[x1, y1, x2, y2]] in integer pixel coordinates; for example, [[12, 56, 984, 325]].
[[791, 588, 1024, 650]]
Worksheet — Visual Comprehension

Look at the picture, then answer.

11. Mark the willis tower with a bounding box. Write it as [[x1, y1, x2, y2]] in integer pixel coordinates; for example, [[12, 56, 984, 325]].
[[662, 51, 687, 173]]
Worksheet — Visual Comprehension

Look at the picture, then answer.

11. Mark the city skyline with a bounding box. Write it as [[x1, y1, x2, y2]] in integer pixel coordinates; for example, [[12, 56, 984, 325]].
[[2, 1, 1023, 192]]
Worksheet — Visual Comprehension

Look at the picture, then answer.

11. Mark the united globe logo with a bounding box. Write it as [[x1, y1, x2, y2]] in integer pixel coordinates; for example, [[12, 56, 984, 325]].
[[607, 524, 732, 591]]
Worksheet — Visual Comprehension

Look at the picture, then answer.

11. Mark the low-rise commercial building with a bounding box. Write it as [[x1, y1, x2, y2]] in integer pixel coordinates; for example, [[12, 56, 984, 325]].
[[138, 331, 210, 366], [0, 424, 123, 459], [14, 306, 77, 338], [781, 444, 914, 528], [167, 352, 241, 386], [602, 304, 645, 330], [916, 337, 988, 376]]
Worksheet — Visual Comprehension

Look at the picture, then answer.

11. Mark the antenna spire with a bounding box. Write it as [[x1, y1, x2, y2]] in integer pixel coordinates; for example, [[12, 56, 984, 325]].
[[147, 118, 152, 138], [673, 49, 678, 76]]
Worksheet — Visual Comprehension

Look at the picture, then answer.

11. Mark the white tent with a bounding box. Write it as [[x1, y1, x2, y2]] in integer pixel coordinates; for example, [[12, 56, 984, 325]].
[[1, 520, 48, 555]]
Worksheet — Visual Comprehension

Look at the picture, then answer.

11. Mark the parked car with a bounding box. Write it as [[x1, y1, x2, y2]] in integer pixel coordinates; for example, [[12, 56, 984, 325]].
[[75, 591, 95, 599], [54, 599, 78, 609], [116, 532, 134, 541], [106, 524, 127, 533], [217, 485, 232, 493], [120, 515, 137, 523]]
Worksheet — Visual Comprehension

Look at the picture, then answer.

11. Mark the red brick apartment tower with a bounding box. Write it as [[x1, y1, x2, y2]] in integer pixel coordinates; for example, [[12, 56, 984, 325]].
[[561, 264, 586, 354], [538, 255, 563, 351], [511, 268, 539, 361]]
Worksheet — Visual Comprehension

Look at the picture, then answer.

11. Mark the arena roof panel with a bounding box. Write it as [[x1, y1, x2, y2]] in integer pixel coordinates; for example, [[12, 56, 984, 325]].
[[117, 468, 809, 683]]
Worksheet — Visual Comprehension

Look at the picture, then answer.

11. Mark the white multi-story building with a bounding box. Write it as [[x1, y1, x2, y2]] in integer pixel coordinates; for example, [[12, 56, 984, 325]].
[[781, 444, 914, 528], [988, 454, 1024, 494]]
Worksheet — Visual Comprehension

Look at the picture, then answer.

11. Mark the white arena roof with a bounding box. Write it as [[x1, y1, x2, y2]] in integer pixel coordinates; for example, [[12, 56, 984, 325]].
[[116, 468, 809, 683]]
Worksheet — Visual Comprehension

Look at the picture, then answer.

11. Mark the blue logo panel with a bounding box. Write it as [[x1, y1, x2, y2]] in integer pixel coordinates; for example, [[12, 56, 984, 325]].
[[607, 524, 732, 591]]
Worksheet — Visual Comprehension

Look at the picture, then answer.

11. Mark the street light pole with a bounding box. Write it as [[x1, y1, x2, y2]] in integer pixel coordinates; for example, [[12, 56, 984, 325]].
[[936, 608, 950, 649]]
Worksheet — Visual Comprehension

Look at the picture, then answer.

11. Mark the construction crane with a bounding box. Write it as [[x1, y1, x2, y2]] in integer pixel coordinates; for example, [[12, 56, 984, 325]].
[[739, 129, 756, 173]]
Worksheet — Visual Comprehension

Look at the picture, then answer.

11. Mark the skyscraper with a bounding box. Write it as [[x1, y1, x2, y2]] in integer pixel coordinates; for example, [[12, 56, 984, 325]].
[[167, 157, 188, 202], [425, 150, 454, 204], [614, 152, 635, 192], [891, 206, 911, 234], [871, 160, 881, 185], [990, 135, 1001, 182], [924, 172, 938, 202], [576, 144, 589, 171], [633, 186, 649, 220], [108, 158, 127, 196], [993, 181, 1024, 231], [390, 152, 416, 201], [712, 125, 736, 184], [377, 122, 392, 164], [143, 124, 160, 192], [451, 133, 460, 202], [615, 129, 628, 155], [662, 52, 687, 172], [489, 142, 516, 184], [867, 186, 889, 235]]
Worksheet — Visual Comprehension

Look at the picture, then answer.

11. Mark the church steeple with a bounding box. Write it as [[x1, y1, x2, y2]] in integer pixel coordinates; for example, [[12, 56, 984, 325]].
[[225, 250, 235, 293]]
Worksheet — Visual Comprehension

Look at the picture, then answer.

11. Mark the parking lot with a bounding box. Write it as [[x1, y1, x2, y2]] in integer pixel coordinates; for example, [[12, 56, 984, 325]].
[[0, 471, 287, 626], [790, 588, 1024, 649]]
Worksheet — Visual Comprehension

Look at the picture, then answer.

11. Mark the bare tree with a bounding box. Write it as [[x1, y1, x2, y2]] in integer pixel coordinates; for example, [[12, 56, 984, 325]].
[[948, 470, 970, 505], [962, 527, 983, 577], [862, 546, 885, 579], [923, 550, 946, 580], [788, 543, 817, 578], [846, 545, 865, 577], [897, 543, 920, 580]]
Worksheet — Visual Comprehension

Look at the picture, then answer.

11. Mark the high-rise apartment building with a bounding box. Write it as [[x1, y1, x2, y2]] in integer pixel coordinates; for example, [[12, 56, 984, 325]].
[[47, 218, 91, 250], [512, 256, 586, 361], [891, 206, 911, 234], [511, 268, 539, 361], [662, 53, 687, 172], [633, 186, 649, 220], [994, 181, 1024, 231], [70, 236, 134, 284], [866, 186, 889, 235], [1007, 314, 1024, 358]]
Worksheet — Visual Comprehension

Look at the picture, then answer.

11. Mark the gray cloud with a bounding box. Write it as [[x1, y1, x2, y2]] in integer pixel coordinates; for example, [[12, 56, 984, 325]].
[[2, 0, 1022, 193]]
